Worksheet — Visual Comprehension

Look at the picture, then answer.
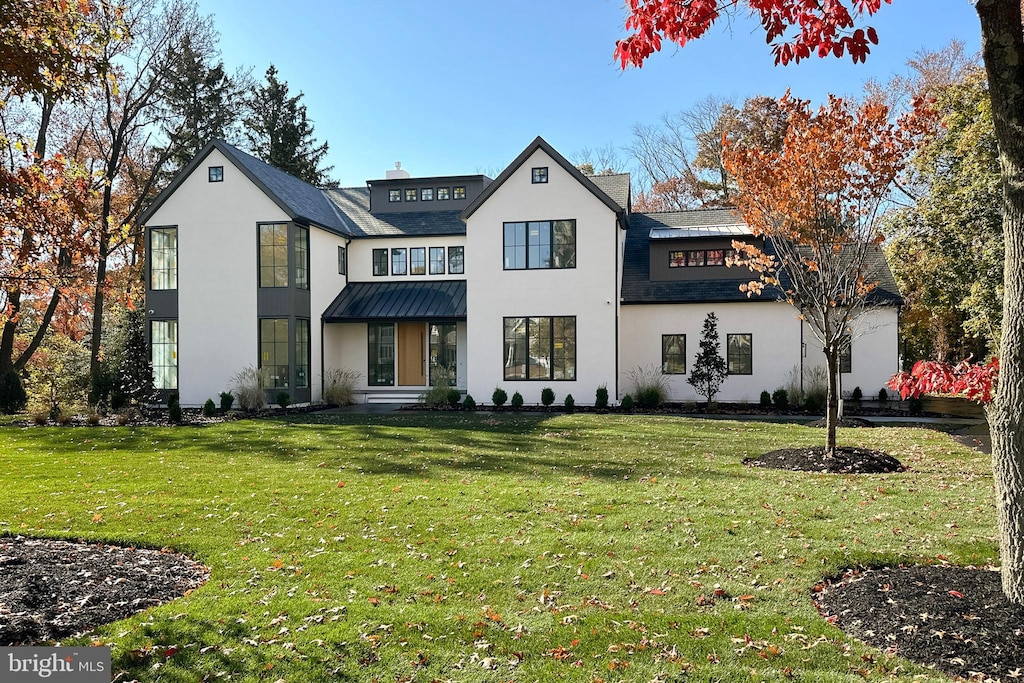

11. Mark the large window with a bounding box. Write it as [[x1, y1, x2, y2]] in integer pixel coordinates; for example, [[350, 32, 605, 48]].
[[391, 248, 407, 275], [429, 247, 446, 274], [429, 323, 457, 386], [662, 334, 686, 374], [151, 320, 177, 390], [503, 220, 575, 270], [373, 248, 388, 276], [260, 318, 290, 388], [727, 333, 753, 375], [259, 223, 289, 287], [503, 316, 575, 381], [368, 323, 395, 386], [296, 319, 310, 389], [448, 246, 464, 274], [150, 227, 177, 290], [410, 247, 426, 275], [295, 227, 309, 290]]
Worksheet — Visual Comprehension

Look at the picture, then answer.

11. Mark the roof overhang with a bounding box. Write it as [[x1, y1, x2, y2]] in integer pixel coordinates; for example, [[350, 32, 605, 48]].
[[323, 280, 467, 322]]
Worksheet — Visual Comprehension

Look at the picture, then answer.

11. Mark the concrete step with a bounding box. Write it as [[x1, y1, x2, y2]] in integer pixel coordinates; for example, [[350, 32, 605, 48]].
[[362, 391, 425, 404]]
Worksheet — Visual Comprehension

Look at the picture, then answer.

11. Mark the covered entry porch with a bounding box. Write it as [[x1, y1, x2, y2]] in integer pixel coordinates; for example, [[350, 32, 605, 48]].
[[322, 281, 468, 403]]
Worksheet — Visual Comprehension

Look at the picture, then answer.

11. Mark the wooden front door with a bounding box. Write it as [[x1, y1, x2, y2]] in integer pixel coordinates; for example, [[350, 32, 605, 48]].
[[397, 322, 426, 386]]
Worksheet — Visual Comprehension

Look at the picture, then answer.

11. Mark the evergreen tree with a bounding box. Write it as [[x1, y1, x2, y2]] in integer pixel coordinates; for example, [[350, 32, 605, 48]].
[[687, 313, 728, 409], [243, 65, 333, 185]]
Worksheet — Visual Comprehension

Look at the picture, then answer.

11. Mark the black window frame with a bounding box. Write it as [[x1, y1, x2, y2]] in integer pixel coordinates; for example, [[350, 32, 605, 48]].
[[669, 248, 736, 268], [503, 219, 576, 270], [296, 318, 310, 389], [662, 334, 686, 375], [437, 187, 450, 201], [372, 248, 388, 276], [391, 247, 407, 276], [727, 333, 753, 375], [453, 186, 466, 200], [368, 322, 395, 386], [208, 166, 223, 182], [502, 316, 576, 381], [258, 223, 289, 288], [404, 188, 418, 202], [839, 333, 852, 374], [388, 189, 402, 203], [447, 246, 464, 274], [429, 246, 446, 275], [151, 319, 178, 390], [149, 226, 177, 290], [409, 247, 426, 276], [259, 317, 290, 389], [294, 225, 309, 291], [531, 167, 548, 184], [338, 245, 347, 275], [420, 188, 433, 201]]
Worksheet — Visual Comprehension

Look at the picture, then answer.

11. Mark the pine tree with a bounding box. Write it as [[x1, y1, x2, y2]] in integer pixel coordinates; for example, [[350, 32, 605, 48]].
[[243, 65, 333, 185], [687, 312, 728, 409]]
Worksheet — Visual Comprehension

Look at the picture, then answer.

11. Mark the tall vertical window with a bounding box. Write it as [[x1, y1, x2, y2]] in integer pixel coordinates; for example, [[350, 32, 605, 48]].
[[502, 316, 575, 381], [662, 334, 686, 374], [151, 320, 177, 390], [260, 318, 290, 388], [391, 248, 407, 275], [838, 334, 852, 373], [150, 227, 177, 290], [338, 246, 347, 275], [368, 323, 395, 386], [448, 246, 464, 274], [429, 323, 457, 386], [296, 319, 310, 389], [727, 333, 753, 375], [503, 220, 575, 270], [429, 247, 446, 274], [410, 247, 426, 275], [373, 248, 388, 276], [259, 223, 288, 287], [295, 226, 309, 290]]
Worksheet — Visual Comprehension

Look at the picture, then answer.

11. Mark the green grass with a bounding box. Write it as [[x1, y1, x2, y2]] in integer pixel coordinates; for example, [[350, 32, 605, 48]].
[[0, 413, 997, 682]]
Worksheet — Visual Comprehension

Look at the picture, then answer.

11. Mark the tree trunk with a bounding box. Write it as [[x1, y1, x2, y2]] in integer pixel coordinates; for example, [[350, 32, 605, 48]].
[[977, 0, 1024, 605], [824, 349, 839, 458]]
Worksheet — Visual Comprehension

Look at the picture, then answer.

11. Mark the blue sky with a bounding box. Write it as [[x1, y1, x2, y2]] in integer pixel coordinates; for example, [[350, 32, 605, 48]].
[[199, 0, 982, 187]]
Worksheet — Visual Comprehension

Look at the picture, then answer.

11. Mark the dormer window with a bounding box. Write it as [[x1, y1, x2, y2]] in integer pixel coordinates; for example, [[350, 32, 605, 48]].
[[405, 188, 418, 202], [209, 166, 223, 182], [437, 187, 450, 200], [453, 186, 466, 200], [531, 167, 548, 184], [420, 188, 433, 201], [388, 189, 401, 202]]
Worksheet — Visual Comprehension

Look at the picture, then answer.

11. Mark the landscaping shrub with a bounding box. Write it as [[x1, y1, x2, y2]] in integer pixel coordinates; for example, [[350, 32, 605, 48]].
[[511, 392, 524, 410], [446, 389, 461, 407], [56, 410, 72, 426], [167, 392, 182, 423], [219, 391, 235, 412], [802, 366, 827, 411], [324, 368, 360, 406], [32, 411, 48, 425], [878, 387, 889, 403], [541, 387, 555, 407], [908, 395, 923, 415], [803, 384, 827, 413], [462, 394, 476, 410], [491, 387, 507, 407], [422, 383, 449, 408], [620, 394, 634, 411], [86, 412, 101, 426], [0, 369, 28, 414], [760, 390, 772, 408], [772, 388, 789, 410], [276, 391, 291, 409], [626, 364, 669, 408], [595, 385, 609, 409], [851, 386, 863, 402], [564, 394, 574, 413], [232, 366, 269, 411], [203, 399, 217, 417]]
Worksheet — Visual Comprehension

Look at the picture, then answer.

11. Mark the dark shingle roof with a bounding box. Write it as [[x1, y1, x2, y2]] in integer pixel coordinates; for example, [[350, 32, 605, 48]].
[[323, 187, 466, 237], [622, 210, 903, 305], [587, 173, 630, 211], [322, 281, 467, 322]]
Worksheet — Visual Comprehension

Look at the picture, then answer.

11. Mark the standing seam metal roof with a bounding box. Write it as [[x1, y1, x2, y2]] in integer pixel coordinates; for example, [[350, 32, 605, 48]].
[[322, 280, 467, 321]]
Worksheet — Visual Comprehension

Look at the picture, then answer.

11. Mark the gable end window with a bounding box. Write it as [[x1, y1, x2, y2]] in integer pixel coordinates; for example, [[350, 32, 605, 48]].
[[372, 248, 388, 276], [259, 223, 289, 288], [150, 227, 177, 290], [503, 220, 575, 270], [662, 334, 686, 374], [208, 166, 223, 182], [727, 333, 753, 375], [531, 167, 548, 184]]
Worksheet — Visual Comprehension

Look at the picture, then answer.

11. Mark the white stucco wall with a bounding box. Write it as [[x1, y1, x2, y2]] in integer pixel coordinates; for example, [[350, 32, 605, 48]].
[[465, 148, 621, 405], [619, 301, 900, 403], [146, 148, 290, 406], [309, 229, 350, 402]]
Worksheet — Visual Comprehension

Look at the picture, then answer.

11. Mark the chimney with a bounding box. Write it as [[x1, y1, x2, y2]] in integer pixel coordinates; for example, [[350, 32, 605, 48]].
[[386, 161, 410, 180]]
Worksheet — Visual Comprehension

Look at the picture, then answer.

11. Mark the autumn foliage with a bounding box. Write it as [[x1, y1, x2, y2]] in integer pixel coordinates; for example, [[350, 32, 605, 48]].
[[615, 0, 891, 68], [888, 358, 999, 404]]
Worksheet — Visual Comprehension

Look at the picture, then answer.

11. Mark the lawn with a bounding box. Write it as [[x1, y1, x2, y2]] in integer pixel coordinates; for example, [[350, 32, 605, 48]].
[[0, 413, 996, 682]]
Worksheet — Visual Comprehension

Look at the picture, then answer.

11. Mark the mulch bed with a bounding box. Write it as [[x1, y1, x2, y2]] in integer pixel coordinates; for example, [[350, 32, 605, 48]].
[[0, 537, 208, 645], [743, 446, 904, 473], [815, 565, 1024, 680]]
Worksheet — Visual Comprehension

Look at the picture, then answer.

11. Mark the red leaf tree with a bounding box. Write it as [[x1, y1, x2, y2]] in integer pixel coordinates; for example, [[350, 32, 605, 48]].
[[616, 0, 1024, 605]]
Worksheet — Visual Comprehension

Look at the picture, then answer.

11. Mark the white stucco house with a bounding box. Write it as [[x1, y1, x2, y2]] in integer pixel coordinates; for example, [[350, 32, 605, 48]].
[[138, 136, 903, 406]]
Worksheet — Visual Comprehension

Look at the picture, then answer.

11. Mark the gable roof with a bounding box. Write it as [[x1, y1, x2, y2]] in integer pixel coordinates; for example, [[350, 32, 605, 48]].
[[138, 139, 351, 236], [461, 136, 625, 220], [322, 187, 465, 237]]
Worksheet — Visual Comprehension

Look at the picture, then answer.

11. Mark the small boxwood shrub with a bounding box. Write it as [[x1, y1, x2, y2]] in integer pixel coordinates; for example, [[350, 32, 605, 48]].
[[219, 391, 235, 412], [564, 394, 574, 413], [851, 386, 863, 402], [203, 399, 217, 417], [595, 385, 609, 409], [908, 395, 923, 415], [541, 387, 555, 407], [772, 388, 789, 410], [422, 383, 450, 408], [878, 387, 889, 403], [620, 394, 634, 411], [462, 394, 476, 410], [276, 391, 291, 409], [511, 392, 524, 410], [492, 387, 507, 407], [446, 389, 461, 407], [759, 390, 772, 408], [168, 391, 182, 423]]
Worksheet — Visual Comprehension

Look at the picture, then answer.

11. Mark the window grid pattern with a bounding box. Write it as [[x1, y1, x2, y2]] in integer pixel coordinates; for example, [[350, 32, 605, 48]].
[[150, 228, 177, 290], [259, 224, 289, 287], [391, 248, 407, 275], [662, 334, 686, 374], [296, 319, 310, 389], [669, 249, 735, 268], [151, 320, 177, 390], [503, 220, 575, 270], [448, 246, 464, 274], [502, 316, 576, 381], [727, 333, 753, 375], [410, 247, 426, 275], [338, 246, 347, 275], [429, 323, 457, 386], [429, 247, 445, 274], [373, 249, 387, 276], [368, 323, 395, 386], [260, 318, 290, 388], [295, 227, 309, 290]]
